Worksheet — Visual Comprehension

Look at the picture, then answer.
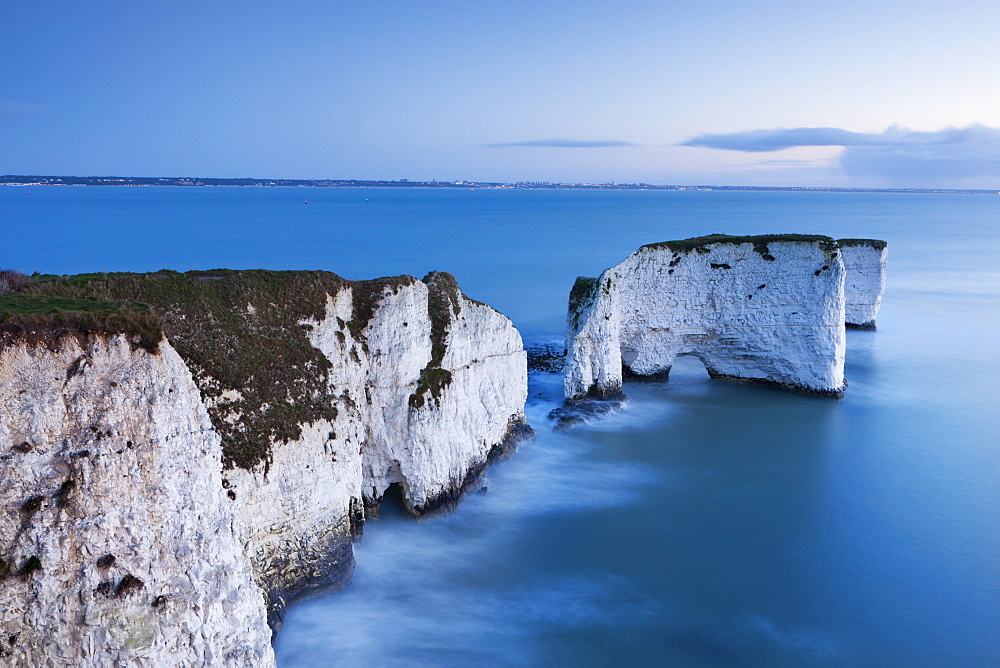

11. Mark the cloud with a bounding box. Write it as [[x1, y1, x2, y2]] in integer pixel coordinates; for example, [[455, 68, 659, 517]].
[[683, 127, 879, 152], [683, 124, 1000, 186], [753, 159, 827, 166], [486, 139, 636, 148], [841, 127, 1000, 185]]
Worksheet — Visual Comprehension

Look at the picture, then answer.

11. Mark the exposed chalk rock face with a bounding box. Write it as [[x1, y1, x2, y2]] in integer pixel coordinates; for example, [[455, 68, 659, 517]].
[[230, 272, 531, 628], [564, 235, 848, 402], [13, 269, 531, 636], [0, 335, 274, 667], [838, 239, 888, 329]]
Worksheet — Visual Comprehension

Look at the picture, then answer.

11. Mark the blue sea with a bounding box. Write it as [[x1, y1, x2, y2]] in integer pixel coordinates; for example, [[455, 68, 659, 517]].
[[3, 186, 998, 666]]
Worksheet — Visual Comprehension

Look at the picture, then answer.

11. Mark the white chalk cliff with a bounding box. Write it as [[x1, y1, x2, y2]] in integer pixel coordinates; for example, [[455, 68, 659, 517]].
[[0, 336, 274, 666], [838, 239, 888, 329], [1, 269, 530, 665], [563, 235, 871, 402], [224, 272, 530, 628]]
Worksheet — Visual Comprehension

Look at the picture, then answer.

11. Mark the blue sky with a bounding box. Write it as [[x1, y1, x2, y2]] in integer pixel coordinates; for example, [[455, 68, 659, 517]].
[[2, 0, 999, 187]]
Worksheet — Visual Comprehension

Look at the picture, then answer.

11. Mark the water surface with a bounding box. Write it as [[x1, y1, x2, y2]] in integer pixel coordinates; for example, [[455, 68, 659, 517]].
[[3, 187, 998, 665]]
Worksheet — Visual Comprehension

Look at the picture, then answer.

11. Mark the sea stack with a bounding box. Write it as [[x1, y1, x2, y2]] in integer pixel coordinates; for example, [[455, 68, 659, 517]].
[[838, 239, 888, 330], [561, 234, 885, 407], [0, 269, 531, 665]]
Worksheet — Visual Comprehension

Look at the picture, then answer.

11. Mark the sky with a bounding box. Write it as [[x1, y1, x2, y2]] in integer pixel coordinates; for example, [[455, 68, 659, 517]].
[[2, 0, 1000, 188]]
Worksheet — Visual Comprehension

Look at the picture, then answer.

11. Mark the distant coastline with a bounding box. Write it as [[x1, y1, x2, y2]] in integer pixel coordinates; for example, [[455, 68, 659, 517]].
[[1, 174, 997, 195]]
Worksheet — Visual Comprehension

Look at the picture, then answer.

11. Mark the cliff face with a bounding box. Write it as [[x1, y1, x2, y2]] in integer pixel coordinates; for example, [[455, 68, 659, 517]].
[[0, 335, 274, 666], [226, 272, 530, 628], [564, 235, 848, 401], [2, 269, 530, 661], [838, 239, 888, 329]]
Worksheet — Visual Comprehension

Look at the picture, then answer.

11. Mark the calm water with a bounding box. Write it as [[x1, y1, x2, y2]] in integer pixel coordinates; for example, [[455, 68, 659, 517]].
[[3, 187, 998, 665]]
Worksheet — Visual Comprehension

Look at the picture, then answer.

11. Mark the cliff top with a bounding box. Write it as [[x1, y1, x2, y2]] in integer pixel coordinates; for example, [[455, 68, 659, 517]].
[[640, 234, 837, 255], [3, 269, 426, 471], [0, 281, 163, 353], [837, 238, 888, 250]]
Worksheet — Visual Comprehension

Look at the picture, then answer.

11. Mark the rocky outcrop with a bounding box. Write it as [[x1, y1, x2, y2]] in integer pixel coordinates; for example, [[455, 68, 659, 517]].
[[0, 335, 274, 667], [838, 239, 888, 329], [225, 272, 531, 629], [1, 269, 530, 664], [563, 235, 850, 404]]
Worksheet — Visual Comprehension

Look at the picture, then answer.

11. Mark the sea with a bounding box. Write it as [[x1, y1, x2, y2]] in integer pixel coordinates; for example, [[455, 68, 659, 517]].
[[3, 186, 998, 666]]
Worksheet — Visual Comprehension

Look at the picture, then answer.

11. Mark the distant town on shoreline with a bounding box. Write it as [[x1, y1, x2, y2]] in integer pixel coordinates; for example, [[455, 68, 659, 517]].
[[1, 174, 997, 195]]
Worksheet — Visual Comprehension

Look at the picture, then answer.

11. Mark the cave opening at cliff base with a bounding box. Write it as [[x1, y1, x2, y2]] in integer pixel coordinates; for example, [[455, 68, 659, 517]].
[[624, 353, 711, 387], [670, 354, 712, 384], [375, 482, 409, 521]]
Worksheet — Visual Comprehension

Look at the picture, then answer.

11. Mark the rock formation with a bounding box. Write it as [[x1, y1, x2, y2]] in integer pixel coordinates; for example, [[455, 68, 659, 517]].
[[562, 234, 889, 405], [838, 239, 888, 329], [0, 336, 274, 666], [1, 269, 530, 665]]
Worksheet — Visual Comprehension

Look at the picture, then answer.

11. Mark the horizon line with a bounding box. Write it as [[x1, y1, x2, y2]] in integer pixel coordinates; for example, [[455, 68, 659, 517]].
[[1, 174, 997, 195]]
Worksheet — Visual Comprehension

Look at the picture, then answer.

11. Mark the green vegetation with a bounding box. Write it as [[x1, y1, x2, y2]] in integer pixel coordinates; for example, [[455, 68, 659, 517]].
[[409, 367, 454, 410], [0, 269, 29, 293], [837, 238, 887, 250], [16, 269, 413, 471], [0, 290, 162, 353], [568, 276, 599, 332], [409, 272, 460, 410], [641, 233, 837, 257], [347, 275, 417, 340]]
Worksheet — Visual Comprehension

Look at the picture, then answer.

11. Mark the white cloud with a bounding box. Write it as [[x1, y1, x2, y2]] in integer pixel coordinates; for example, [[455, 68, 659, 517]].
[[682, 124, 1000, 187]]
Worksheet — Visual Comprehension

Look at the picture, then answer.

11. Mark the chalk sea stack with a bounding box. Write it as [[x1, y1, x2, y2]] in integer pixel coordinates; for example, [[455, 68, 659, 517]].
[[838, 239, 888, 330], [558, 234, 886, 421]]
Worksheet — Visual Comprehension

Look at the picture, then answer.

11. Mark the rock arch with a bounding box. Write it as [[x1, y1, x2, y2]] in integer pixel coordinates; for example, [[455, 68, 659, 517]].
[[562, 235, 866, 401]]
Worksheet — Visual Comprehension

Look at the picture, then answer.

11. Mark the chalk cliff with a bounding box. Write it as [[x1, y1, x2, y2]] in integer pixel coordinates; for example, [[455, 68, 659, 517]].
[[838, 239, 888, 329], [563, 235, 849, 402], [220, 271, 530, 628], [1, 269, 530, 664], [0, 335, 274, 666]]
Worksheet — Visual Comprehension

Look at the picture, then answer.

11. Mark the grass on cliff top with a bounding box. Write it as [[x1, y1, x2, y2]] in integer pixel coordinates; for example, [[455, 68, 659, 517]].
[[0, 289, 163, 353], [641, 233, 836, 254], [18, 269, 416, 471], [837, 238, 888, 250]]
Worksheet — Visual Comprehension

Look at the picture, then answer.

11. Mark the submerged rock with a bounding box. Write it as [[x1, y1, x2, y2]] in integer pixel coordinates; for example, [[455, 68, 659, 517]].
[[525, 343, 566, 373], [548, 396, 626, 430]]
